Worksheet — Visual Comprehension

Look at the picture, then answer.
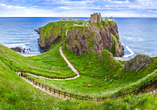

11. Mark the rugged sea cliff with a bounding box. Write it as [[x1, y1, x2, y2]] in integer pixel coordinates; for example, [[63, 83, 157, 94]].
[[38, 20, 124, 57]]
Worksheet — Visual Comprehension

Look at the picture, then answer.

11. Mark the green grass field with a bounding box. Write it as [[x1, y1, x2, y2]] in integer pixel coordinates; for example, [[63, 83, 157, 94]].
[[1, 53, 157, 110], [0, 41, 76, 79]]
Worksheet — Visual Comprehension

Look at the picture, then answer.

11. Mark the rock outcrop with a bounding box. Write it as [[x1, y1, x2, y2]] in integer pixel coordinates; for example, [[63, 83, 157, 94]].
[[66, 27, 92, 55], [124, 54, 152, 72], [34, 27, 42, 34], [38, 22, 64, 50], [66, 21, 124, 57], [11, 47, 23, 53]]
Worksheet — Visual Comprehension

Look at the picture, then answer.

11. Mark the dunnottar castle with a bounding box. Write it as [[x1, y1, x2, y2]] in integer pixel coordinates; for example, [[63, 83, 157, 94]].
[[89, 13, 102, 23], [60, 13, 113, 23]]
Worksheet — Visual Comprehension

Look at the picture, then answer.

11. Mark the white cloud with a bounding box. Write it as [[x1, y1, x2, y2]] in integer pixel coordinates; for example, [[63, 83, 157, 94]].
[[0, 4, 25, 9], [59, 6, 71, 9], [112, 0, 130, 4], [1, 0, 157, 17]]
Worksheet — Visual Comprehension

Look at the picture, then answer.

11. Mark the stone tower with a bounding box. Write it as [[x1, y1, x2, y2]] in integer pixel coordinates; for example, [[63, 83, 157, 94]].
[[89, 13, 102, 23], [97, 13, 102, 23]]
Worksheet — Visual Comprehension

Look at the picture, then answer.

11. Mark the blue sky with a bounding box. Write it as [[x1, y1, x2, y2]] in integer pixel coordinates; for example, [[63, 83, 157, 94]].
[[0, 0, 157, 17]]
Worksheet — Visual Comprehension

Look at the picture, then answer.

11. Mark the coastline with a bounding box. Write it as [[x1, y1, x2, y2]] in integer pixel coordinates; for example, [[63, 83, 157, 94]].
[[17, 51, 131, 61], [17, 52, 41, 57]]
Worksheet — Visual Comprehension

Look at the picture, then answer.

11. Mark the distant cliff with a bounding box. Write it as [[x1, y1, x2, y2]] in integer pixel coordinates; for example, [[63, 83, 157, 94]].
[[38, 14, 124, 57]]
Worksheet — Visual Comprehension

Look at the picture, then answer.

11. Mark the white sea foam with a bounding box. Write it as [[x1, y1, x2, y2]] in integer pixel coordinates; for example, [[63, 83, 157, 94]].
[[122, 36, 132, 40], [123, 46, 134, 58], [4, 44, 27, 48], [0, 38, 36, 40]]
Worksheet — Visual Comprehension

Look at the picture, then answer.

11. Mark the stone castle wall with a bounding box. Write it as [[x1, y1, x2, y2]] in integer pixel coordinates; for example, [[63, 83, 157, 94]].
[[89, 13, 102, 23]]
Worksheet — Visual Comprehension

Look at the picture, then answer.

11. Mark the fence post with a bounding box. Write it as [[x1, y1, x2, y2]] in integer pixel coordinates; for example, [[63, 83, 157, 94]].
[[64, 92, 66, 98], [76, 95, 77, 101], [82, 96, 84, 100], [70, 94, 71, 100], [97, 97, 99, 102], [54, 89, 55, 94], [42, 84, 43, 88], [45, 86, 47, 91], [50, 88, 51, 93], [59, 91, 60, 97]]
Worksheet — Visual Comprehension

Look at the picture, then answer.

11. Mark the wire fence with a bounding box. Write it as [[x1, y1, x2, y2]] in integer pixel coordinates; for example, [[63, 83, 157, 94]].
[[20, 75, 157, 102]]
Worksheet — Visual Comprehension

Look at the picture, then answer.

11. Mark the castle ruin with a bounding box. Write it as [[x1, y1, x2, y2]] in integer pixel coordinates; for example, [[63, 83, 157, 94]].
[[89, 13, 102, 23]]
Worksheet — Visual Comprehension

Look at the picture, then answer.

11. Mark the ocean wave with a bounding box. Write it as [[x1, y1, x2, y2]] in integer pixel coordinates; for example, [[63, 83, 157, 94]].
[[4, 44, 27, 48], [122, 36, 132, 40], [123, 46, 134, 58], [0, 38, 38, 40]]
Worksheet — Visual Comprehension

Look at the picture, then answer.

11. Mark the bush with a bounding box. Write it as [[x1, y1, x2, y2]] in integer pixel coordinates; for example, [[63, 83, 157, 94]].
[[77, 19, 84, 23]]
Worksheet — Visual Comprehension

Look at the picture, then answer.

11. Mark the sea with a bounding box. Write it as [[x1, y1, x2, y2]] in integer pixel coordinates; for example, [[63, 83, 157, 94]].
[[0, 17, 157, 58]]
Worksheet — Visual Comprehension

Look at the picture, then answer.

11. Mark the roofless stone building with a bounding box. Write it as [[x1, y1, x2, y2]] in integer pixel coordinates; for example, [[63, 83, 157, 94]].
[[89, 13, 102, 23]]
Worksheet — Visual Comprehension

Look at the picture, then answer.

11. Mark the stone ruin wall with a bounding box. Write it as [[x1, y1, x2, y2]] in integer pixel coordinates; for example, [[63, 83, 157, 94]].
[[90, 13, 102, 23]]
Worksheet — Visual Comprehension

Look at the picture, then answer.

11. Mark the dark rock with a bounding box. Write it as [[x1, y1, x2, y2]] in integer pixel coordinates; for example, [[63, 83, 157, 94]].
[[66, 27, 92, 55], [11, 47, 23, 53], [124, 54, 152, 72], [34, 27, 42, 34]]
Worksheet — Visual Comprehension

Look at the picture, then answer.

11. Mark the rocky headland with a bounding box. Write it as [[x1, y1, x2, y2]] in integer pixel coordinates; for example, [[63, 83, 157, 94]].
[[37, 13, 124, 57], [124, 54, 152, 72]]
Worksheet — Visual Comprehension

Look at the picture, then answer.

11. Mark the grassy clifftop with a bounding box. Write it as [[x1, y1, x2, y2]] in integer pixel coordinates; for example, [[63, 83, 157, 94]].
[[39, 21, 77, 49]]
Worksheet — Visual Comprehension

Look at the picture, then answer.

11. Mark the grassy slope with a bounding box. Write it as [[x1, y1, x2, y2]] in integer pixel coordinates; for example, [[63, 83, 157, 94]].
[[0, 59, 58, 109], [1, 57, 157, 110], [0, 43, 76, 79], [1, 56, 157, 110], [24, 43, 157, 98], [0, 58, 107, 110]]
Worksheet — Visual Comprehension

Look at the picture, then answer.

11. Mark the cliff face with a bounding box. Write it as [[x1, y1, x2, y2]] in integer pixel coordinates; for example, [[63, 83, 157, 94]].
[[38, 21, 76, 50], [66, 21, 124, 57], [66, 27, 92, 55]]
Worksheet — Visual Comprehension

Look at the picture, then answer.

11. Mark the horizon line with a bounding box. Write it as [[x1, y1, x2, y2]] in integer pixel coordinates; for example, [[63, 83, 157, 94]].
[[1, 17, 157, 18]]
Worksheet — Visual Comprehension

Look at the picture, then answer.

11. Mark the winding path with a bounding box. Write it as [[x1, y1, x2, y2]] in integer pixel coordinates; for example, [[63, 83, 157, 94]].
[[22, 45, 80, 80]]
